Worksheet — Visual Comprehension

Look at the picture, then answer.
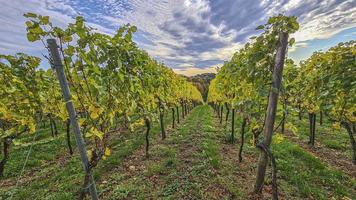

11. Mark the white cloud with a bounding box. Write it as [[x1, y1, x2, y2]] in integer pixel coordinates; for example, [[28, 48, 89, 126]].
[[0, 0, 75, 58], [293, 3, 356, 42], [174, 66, 217, 76], [100, 0, 241, 69], [0, 0, 355, 73], [288, 42, 308, 52], [267, 0, 356, 42]]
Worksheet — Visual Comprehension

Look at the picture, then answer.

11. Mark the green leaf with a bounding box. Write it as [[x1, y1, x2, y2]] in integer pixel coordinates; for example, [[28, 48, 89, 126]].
[[76, 16, 84, 29], [25, 21, 33, 28], [30, 25, 43, 34], [289, 38, 295, 46], [40, 16, 49, 25], [92, 66, 101, 75], [118, 72, 124, 81], [26, 33, 39, 42], [62, 35, 73, 43], [24, 12, 37, 18], [268, 17, 276, 24], [256, 25, 264, 30], [64, 45, 75, 56], [117, 59, 122, 69], [130, 26, 137, 33], [289, 18, 300, 31]]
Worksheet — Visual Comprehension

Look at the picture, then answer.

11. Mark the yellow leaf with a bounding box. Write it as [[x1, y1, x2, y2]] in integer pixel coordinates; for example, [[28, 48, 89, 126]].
[[78, 118, 86, 126], [332, 122, 341, 130], [104, 147, 111, 156], [3, 111, 12, 120], [20, 118, 27, 126], [29, 122, 36, 133], [274, 134, 284, 144], [13, 140, 21, 146], [90, 111, 99, 119], [58, 103, 68, 121], [108, 112, 115, 124], [89, 104, 103, 119], [286, 122, 298, 135], [88, 127, 104, 140], [87, 150, 93, 161]]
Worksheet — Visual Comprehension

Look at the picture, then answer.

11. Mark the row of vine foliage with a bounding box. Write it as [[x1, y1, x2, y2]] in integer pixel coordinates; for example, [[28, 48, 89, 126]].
[[0, 13, 203, 197], [208, 13, 355, 198]]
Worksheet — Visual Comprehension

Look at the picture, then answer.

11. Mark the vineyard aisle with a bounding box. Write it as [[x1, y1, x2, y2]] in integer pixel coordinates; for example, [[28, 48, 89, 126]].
[[99, 105, 356, 199], [99, 105, 231, 199], [0, 105, 355, 199]]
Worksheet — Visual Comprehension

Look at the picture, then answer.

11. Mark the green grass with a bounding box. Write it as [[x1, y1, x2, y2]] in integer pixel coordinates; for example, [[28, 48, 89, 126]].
[[287, 110, 352, 157], [201, 140, 220, 168], [146, 146, 178, 176], [103, 105, 223, 199], [200, 108, 221, 169], [1, 105, 355, 200], [219, 107, 356, 199], [1, 124, 72, 178], [0, 108, 176, 199], [272, 135, 355, 199]]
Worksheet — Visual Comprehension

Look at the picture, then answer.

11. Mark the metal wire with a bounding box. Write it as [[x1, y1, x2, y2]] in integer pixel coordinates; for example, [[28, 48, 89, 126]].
[[9, 130, 38, 200]]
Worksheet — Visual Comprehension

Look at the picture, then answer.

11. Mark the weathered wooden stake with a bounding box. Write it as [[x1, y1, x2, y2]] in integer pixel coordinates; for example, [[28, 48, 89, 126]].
[[254, 32, 289, 196], [47, 39, 98, 200]]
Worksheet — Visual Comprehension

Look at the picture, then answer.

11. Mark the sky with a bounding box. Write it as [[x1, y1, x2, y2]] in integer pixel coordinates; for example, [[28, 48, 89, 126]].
[[0, 0, 355, 76]]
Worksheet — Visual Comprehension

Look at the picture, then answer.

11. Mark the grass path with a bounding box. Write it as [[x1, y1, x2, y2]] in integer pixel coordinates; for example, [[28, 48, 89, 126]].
[[101, 105, 270, 199], [99, 105, 225, 199]]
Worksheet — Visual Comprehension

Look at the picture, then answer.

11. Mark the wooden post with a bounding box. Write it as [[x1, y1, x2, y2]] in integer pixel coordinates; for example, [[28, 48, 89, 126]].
[[144, 117, 151, 159], [172, 108, 175, 128], [231, 108, 235, 144], [225, 102, 230, 123], [176, 106, 180, 123], [238, 117, 247, 162], [47, 39, 98, 200], [254, 32, 289, 195], [220, 105, 223, 124], [159, 108, 166, 140]]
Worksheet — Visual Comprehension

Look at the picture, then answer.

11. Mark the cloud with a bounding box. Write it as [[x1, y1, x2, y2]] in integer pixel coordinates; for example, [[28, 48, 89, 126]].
[[291, 0, 356, 42], [0, 0, 77, 64], [174, 66, 217, 76], [0, 0, 355, 72], [288, 42, 308, 52]]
